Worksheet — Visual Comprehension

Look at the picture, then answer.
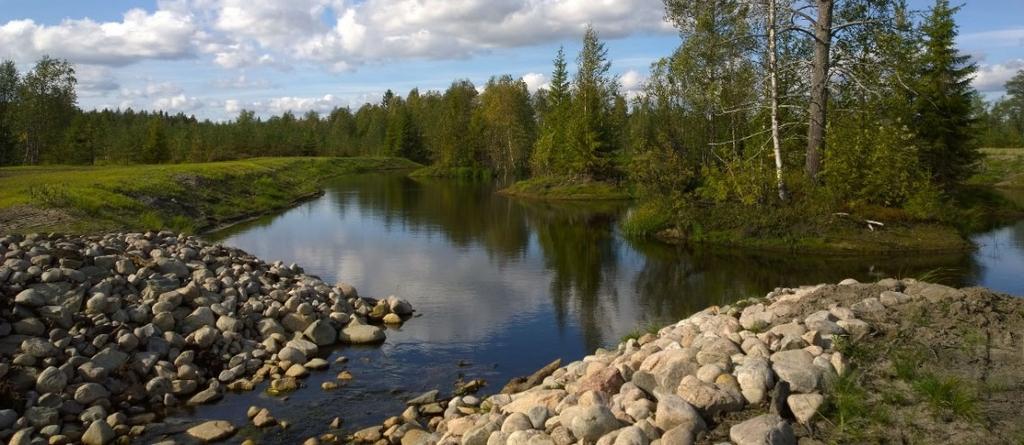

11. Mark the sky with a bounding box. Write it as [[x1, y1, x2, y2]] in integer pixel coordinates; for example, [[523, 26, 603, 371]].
[[0, 0, 1021, 121]]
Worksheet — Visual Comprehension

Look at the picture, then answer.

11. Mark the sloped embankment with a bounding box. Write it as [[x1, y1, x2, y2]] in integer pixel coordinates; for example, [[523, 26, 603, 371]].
[[353, 279, 1023, 445], [0, 157, 419, 234]]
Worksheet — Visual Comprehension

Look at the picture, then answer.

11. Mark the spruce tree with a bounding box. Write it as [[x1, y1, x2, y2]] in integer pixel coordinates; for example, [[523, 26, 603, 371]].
[[531, 47, 571, 175], [913, 0, 980, 188], [0, 60, 17, 166], [569, 25, 619, 179]]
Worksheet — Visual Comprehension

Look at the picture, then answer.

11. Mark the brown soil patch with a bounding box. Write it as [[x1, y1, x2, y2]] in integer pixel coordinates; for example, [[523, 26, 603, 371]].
[[0, 205, 77, 233]]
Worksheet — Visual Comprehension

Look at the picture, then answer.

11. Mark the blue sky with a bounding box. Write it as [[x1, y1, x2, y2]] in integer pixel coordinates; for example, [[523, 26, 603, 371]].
[[0, 0, 1021, 121]]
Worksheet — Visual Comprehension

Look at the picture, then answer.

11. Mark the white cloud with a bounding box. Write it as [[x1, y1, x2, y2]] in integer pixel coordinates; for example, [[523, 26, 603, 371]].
[[75, 65, 121, 97], [191, 0, 672, 69], [0, 9, 197, 66], [973, 59, 1024, 93], [153, 94, 205, 112], [211, 75, 274, 89], [522, 72, 549, 92], [619, 69, 646, 99]]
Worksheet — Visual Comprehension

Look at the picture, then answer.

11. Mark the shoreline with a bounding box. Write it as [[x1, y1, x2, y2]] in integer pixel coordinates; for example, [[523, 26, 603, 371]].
[[351, 279, 1024, 445], [0, 231, 415, 445], [0, 157, 420, 236]]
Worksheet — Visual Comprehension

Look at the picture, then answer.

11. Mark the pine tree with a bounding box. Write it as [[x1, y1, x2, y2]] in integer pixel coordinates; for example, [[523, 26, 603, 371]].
[[0, 60, 17, 166], [141, 118, 169, 164], [569, 25, 619, 179], [531, 47, 571, 175], [912, 0, 980, 188]]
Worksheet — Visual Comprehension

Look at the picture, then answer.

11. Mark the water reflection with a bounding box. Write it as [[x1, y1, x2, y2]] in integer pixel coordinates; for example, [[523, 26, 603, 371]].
[[204, 173, 1021, 441]]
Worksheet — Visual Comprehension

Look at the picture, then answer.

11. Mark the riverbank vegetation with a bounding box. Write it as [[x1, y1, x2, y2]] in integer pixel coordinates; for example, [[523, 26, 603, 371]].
[[0, 0, 1022, 250], [0, 157, 417, 234]]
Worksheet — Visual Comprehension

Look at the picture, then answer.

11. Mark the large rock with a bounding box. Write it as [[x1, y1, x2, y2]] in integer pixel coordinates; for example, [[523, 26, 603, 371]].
[[91, 347, 129, 370], [304, 320, 337, 346], [565, 405, 621, 443], [787, 393, 824, 424], [502, 389, 568, 415], [729, 414, 795, 445], [187, 420, 236, 442], [14, 289, 46, 307], [36, 366, 68, 394], [181, 307, 216, 334], [338, 323, 385, 344], [676, 375, 744, 418], [653, 394, 706, 437], [735, 357, 774, 404], [82, 420, 115, 445], [575, 365, 625, 396], [770, 350, 821, 393], [638, 349, 699, 394]]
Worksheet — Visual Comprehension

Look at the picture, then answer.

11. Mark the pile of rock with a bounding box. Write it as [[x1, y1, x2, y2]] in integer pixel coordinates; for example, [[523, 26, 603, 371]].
[[355, 278, 927, 445], [0, 231, 413, 444]]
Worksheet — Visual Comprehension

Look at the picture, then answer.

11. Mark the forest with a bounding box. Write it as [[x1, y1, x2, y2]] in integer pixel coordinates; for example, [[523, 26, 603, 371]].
[[1, 0, 1022, 240]]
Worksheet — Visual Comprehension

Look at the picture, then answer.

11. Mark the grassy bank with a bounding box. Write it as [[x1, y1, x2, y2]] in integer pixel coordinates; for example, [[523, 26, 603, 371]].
[[969, 147, 1024, 188], [409, 165, 494, 179], [0, 157, 419, 234], [499, 176, 632, 200], [621, 185, 1024, 254]]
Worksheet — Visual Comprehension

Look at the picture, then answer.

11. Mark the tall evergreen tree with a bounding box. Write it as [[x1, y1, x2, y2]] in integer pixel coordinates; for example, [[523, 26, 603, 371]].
[[568, 25, 620, 179], [531, 47, 571, 175], [0, 60, 17, 166], [912, 0, 980, 188], [141, 117, 170, 164]]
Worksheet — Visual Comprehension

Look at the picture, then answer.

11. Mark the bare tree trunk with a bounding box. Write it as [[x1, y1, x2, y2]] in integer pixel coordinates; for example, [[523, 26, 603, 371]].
[[769, 0, 788, 201], [805, 0, 833, 181]]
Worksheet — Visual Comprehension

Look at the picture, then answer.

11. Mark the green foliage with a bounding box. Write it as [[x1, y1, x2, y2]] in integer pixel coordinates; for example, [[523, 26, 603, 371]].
[[912, 0, 981, 188], [477, 75, 536, 178], [912, 374, 979, 421], [501, 176, 630, 200], [621, 201, 672, 237]]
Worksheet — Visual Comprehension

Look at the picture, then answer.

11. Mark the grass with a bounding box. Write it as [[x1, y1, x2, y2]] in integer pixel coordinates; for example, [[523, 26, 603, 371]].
[[500, 176, 632, 201], [620, 322, 662, 343], [409, 165, 494, 179], [0, 156, 419, 234], [911, 374, 980, 421], [969, 147, 1024, 188]]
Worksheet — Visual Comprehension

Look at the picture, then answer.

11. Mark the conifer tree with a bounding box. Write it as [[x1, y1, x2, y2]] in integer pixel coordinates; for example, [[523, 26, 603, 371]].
[[531, 47, 571, 175], [912, 0, 980, 188]]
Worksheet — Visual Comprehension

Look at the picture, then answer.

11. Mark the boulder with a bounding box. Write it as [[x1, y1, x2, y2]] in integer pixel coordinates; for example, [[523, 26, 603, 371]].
[[338, 323, 385, 344], [187, 420, 236, 443], [770, 350, 821, 393], [729, 414, 795, 445], [82, 420, 115, 445]]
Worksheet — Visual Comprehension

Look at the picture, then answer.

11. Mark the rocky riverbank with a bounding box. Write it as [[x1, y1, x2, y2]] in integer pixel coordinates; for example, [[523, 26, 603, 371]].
[[353, 279, 1024, 445], [0, 231, 414, 445]]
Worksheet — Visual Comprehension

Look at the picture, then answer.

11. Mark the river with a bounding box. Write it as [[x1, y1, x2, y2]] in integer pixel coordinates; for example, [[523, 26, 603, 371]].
[[184, 173, 1023, 443]]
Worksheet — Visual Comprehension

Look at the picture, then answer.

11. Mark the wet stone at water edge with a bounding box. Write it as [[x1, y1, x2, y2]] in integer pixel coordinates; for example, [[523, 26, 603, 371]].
[[0, 231, 413, 444]]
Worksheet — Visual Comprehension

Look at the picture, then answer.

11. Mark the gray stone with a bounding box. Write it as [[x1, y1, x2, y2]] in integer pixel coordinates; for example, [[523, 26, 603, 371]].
[[729, 414, 795, 445], [0, 409, 17, 430], [770, 350, 821, 393], [339, 323, 385, 344], [303, 320, 336, 346], [14, 289, 46, 307], [787, 393, 824, 424], [277, 346, 307, 364], [74, 382, 110, 405], [187, 420, 236, 442], [653, 394, 705, 436], [36, 366, 68, 394], [566, 405, 621, 443], [501, 412, 533, 434], [82, 420, 115, 445], [91, 347, 129, 370]]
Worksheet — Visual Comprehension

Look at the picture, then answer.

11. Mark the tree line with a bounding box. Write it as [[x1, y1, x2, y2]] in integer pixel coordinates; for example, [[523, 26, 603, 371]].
[[0, 0, 1022, 212]]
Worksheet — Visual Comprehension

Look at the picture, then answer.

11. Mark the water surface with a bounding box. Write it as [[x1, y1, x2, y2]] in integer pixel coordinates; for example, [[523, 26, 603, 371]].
[[189, 174, 1022, 443]]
